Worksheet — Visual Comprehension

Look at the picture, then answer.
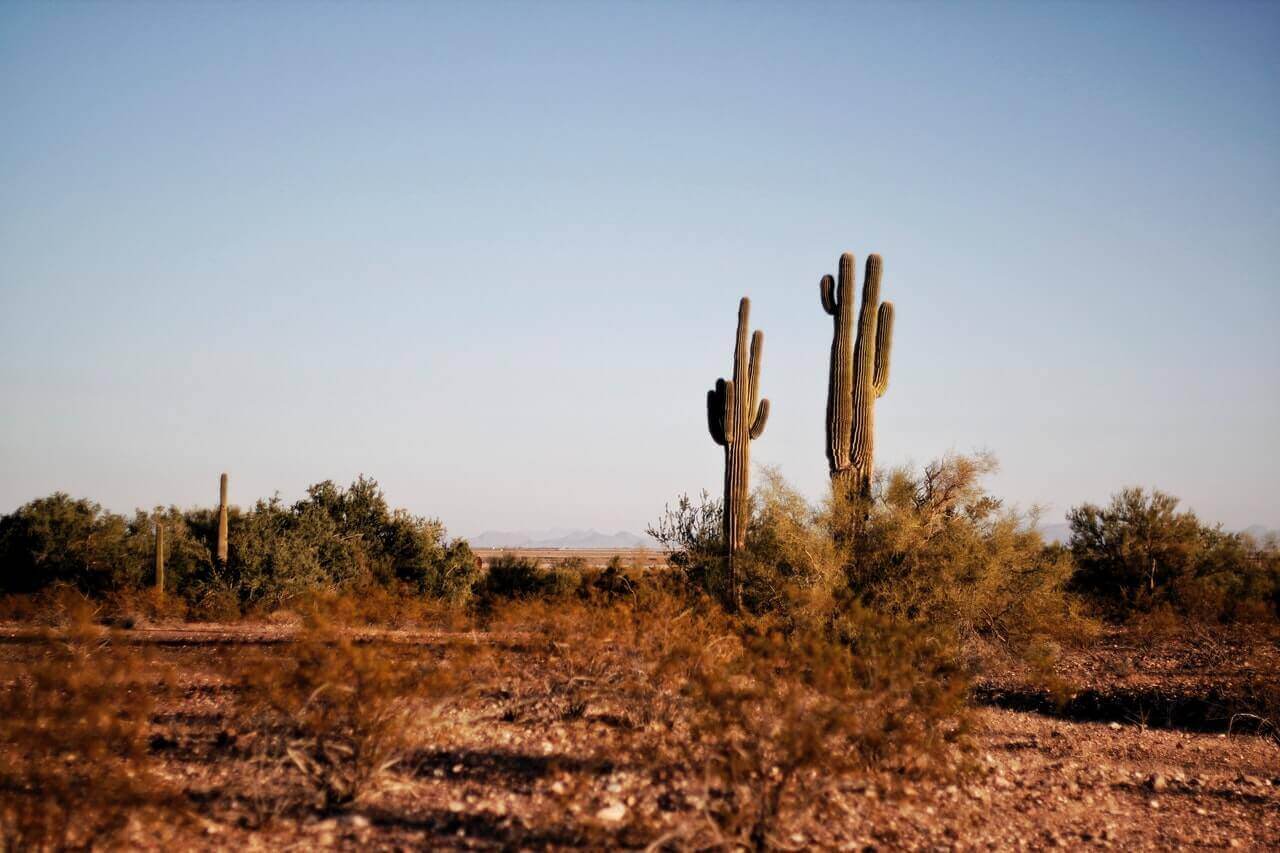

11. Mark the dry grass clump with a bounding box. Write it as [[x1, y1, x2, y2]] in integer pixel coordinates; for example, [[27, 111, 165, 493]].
[[482, 587, 971, 851], [235, 614, 461, 812], [666, 609, 969, 851], [479, 593, 687, 732], [0, 615, 178, 850]]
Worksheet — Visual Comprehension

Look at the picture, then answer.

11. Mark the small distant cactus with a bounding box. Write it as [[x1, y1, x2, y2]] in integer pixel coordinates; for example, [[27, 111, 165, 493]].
[[217, 473, 229, 565], [820, 252, 894, 500], [154, 519, 165, 595], [707, 297, 770, 609]]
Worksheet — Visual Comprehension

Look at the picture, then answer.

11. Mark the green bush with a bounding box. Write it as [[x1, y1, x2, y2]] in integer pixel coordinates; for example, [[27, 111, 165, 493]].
[[473, 553, 577, 607], [852, 453, 1084, 645], [1068, 487, 1279, 622], [650, 453, 1087, 647], [0, 477, 479, 614]]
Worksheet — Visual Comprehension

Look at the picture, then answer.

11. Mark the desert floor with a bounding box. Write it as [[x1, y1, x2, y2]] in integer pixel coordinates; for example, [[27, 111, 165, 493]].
[[1, 621, 1277, 851]]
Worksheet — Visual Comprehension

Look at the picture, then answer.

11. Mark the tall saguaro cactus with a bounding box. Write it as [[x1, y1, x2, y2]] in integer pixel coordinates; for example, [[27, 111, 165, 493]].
[[155, 519, 165, 595], [217, 473, 229, 565], [707, 297, 770, 608], [821, 252, 894, 501]]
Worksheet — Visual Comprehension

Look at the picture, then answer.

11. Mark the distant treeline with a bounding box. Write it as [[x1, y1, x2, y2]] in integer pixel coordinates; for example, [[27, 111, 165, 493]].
[[0, 476, 479, 617], [0, 472, 1277, 625]]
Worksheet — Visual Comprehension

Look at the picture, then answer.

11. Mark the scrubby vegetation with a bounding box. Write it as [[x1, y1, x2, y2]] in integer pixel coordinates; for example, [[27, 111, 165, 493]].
[[0, 455, 1276, 848], [0, 476, 478, 620], [1067, 487, 1279, 623]]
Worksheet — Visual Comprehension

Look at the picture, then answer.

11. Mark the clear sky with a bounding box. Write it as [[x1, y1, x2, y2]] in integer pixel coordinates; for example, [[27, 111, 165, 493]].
[[2, 1, 1277, 537]]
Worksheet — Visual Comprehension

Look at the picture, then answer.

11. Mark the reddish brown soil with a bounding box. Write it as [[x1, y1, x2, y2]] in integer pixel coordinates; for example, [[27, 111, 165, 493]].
[[2, 622, 1277, 851]]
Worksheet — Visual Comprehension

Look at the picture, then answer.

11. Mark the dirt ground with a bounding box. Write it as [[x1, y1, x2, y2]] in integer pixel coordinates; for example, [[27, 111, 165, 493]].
[[1, 622, 1277, 851]]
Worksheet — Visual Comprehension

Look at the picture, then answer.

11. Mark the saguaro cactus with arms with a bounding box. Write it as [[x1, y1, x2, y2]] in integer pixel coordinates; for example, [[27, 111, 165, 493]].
[[707, 297, 770, 609], [821, 252, 894, 501]]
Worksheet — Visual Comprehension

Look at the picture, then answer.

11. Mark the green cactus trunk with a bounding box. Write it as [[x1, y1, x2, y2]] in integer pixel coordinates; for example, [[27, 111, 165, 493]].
[[821, 252, 894, 502], [707, 297, 770, 609], [154, 520, 165, 595], [217, 473, 229, 565]]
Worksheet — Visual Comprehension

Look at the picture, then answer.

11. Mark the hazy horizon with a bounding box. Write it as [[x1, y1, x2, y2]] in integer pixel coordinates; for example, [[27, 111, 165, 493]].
[[3, 2, 1278, 537]]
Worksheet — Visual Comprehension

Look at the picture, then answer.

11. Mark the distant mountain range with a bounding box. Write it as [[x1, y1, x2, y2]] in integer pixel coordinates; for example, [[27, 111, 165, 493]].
[[469, 528, 659, 550]]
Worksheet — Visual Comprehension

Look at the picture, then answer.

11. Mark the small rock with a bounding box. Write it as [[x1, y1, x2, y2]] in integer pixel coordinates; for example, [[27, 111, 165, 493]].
[[1148, 799, 1160, 810], [1148, 774, 1168, 792], [550, 781, 567, 795], [346, 815, 370, 830], [790, 833, 807, 844], [1109, 722, 1122, 730], [447, 801, 465, 813], [596, 802, 627, 823]]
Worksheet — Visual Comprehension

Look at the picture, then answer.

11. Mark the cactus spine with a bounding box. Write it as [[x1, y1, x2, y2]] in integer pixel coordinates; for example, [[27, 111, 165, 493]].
[[217, 473, 229, 565], [707, 297, 770, 609], [821, 252, 894, 500], [154, 519, 165, 595]]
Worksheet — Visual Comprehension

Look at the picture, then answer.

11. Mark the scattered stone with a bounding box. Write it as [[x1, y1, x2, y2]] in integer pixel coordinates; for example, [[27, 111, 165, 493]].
[[596, 802, 627, 823]]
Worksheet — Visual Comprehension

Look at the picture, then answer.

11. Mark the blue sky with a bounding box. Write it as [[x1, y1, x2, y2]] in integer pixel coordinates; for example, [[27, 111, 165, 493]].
[[2, 1, 1277, 536]]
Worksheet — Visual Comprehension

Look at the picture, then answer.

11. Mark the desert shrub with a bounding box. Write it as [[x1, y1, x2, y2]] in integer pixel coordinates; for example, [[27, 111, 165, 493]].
[[0, 477, 479, 614], [653, 454, 1084, 647], [621, 593, 966, 849], [645, 489, 727, 568], [0, 619, 180, 849], [480, 594, 685, 730], [1068, 487, 1279, 622], [669, 610, 968, 851], [237, 615, 460, 812], [849, 452, 1087, 646], [472, 553, 577, 609], [0, 494, 130, 595], [481, 584, 970, 850]]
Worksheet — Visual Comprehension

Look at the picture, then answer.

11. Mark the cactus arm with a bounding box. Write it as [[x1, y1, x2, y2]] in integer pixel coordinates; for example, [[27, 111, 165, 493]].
[[707, 384, 727, 446], [820, 274, 837, 315], [749, 398, 770, 440], [747, 330, 763, 414], [873, 301, 894, 396]]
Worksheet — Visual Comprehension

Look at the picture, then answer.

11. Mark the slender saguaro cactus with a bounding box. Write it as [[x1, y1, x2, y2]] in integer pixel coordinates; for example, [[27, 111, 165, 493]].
[[154, 519, 165, 595], [216, 473, 229, 565], [821, 252, 894, 501], [707, 297, 770, 609]]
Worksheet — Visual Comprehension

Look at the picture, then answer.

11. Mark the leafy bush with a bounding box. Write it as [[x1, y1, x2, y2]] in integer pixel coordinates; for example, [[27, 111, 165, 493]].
[[651, 454, 1086, 647], [1068, 487, 1279, 621], [0, 476, 479, 616], [853, 452, 1086, 645], [473, 553, 577, 608]]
